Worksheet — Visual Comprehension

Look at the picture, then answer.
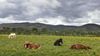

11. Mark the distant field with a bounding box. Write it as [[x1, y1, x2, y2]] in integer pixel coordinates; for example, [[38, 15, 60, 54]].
[[0, 35, 100, 56]]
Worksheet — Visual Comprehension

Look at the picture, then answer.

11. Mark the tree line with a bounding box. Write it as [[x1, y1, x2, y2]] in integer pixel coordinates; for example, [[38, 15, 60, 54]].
[[0, 27, 100, 36]]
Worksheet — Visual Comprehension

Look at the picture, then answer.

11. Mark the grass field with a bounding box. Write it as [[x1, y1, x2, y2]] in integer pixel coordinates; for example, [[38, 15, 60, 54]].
[[0, 35, 100, 56]]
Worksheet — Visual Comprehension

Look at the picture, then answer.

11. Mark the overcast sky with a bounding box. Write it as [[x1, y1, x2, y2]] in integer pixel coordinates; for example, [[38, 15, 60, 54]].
[[0, 0, 100, 25]]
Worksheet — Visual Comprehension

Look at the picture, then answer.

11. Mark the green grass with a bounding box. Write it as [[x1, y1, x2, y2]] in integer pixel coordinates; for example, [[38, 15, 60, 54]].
[[0, 35, 100, 56]]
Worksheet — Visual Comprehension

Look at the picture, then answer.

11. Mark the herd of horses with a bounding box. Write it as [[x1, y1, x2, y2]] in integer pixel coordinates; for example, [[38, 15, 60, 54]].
[[8, 33, 92, 50]]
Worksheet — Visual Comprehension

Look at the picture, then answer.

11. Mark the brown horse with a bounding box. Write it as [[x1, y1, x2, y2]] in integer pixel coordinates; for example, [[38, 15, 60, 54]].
[[70, 44, 91, 50], [24, 41, 41, 49]]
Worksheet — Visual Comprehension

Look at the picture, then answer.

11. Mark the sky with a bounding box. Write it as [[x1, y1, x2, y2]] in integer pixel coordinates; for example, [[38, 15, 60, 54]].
[[0, 0, 100, 25]]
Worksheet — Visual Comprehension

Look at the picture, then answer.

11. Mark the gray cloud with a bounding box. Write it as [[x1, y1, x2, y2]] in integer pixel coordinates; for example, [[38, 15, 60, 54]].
[[0, 0, 100, 25], [56, 0, 100, 22]]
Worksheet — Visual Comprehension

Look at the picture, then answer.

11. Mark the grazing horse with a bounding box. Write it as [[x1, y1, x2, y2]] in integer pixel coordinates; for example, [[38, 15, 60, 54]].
[[54, 38, 63, 46], [8, 33, 16, 39], [24, 41, 41, 49], [70, 44, 91, 50]]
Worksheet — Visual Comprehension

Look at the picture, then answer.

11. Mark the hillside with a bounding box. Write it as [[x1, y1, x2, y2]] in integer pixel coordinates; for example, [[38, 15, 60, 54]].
[[0, 23, 100, 36], [0, 23, 100, 30], [0, 22, 78, 31]]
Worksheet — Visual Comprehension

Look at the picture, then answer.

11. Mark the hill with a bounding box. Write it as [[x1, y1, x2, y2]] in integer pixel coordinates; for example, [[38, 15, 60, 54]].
[[0, 23, 100, 31], [0, 23, 100, 36]]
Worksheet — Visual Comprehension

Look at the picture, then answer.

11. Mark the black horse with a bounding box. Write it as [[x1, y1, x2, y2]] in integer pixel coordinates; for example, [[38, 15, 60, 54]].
[[54, 38, 63, 46]]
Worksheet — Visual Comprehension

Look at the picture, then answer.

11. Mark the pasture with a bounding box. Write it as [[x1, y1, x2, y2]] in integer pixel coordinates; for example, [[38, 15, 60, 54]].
[[0, 35, 100, 56]]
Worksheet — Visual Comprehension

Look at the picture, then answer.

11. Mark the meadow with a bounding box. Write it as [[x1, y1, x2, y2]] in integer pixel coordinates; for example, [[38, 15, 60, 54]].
[[0, 35, 100, 56]]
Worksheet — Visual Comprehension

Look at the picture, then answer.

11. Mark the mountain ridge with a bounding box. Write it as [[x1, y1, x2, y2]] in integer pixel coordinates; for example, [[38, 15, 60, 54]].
[[0, 22, 100, 36], [0, 22, 99, 31]]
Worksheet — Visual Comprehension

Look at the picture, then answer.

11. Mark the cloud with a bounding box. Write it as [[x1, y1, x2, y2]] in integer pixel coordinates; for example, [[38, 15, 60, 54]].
[[0, 15, 16, 23], [0, 0, 100, 25], [34, 16, 66, 25], [0, 0, 61, 20]]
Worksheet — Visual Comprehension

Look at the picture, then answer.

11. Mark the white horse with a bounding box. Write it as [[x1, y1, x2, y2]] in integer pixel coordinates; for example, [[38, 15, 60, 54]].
[[8, 33, 16, 39]]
